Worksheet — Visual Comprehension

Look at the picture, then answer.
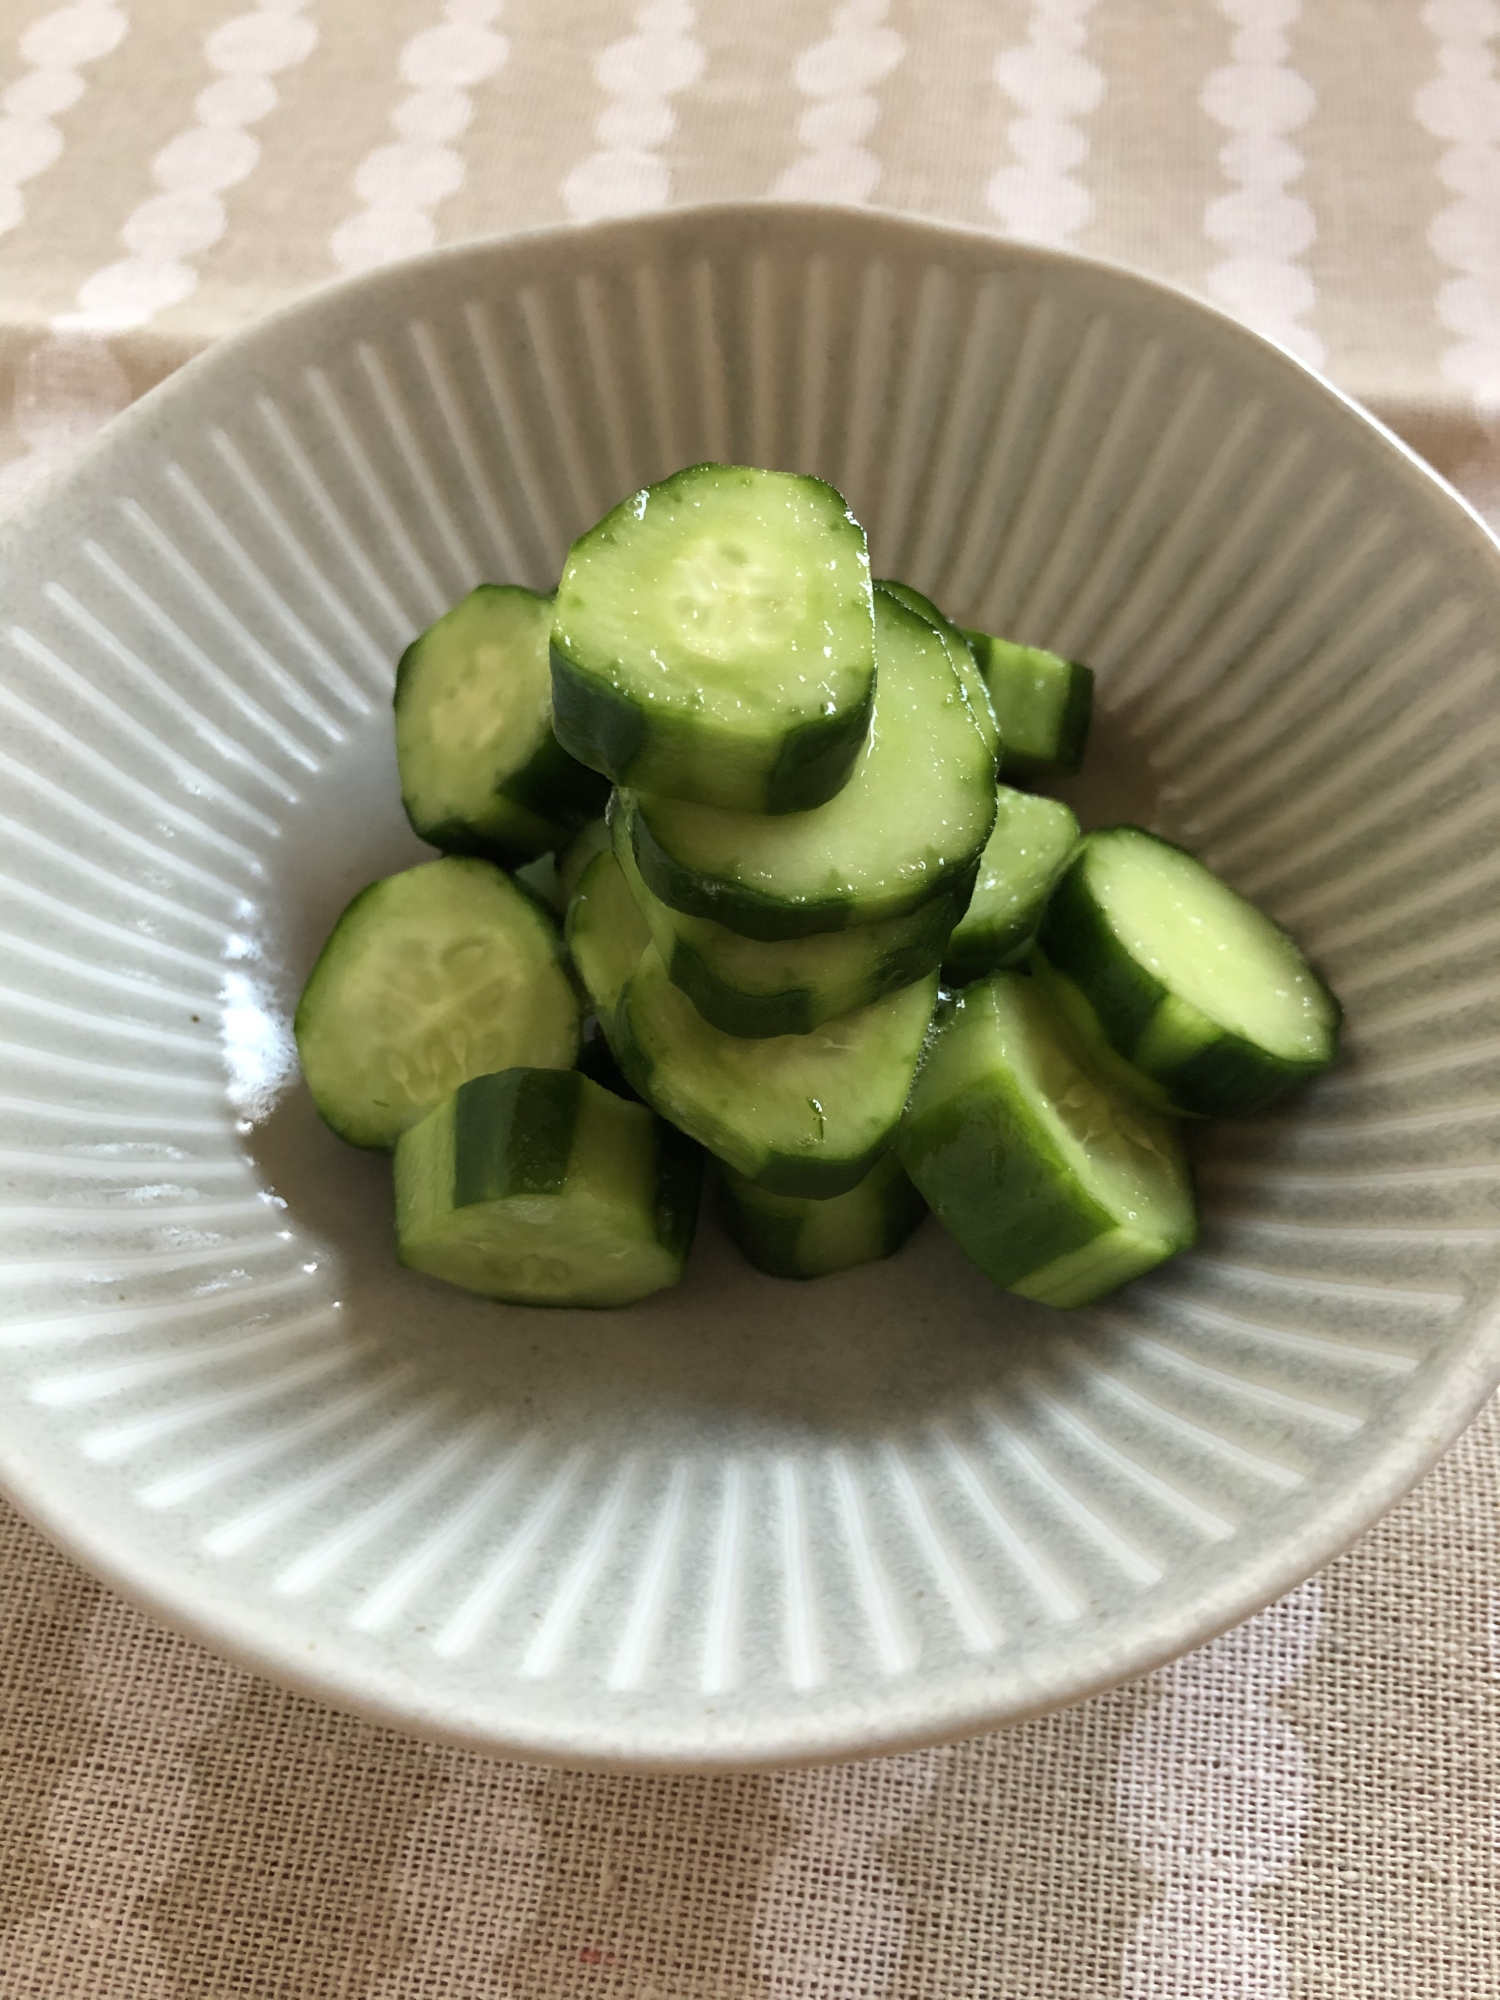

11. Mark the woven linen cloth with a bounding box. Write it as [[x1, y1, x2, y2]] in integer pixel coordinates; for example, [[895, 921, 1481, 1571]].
[[2, 3, 1498, 1995]]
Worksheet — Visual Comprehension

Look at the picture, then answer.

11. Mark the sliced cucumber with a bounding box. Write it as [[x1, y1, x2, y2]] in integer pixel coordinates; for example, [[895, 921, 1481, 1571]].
[[576, 1015, 641, 1102], [944, 787, 1079, 985], [962, 630, 1094, 779], [1036, 826, 1341, 1117], [610, 799, 956, 1038], [629, 588, 997, 941], [606, 919, 940, 1198], [395, 1067, 700, 1307], [395, 586, 608, 864], [899, 972, 1196, 1307], [720, 1148, 927, 1280], [875, 579, 1000, 762], [295, 856, 580, 1150], [564, 846, 651, 1027], [551, 464, 875, 815], [555, 817, 611, 907]]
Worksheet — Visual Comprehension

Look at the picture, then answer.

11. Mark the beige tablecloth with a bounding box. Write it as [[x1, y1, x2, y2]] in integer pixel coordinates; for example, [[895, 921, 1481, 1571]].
[[2, 3, 1498, 1994]]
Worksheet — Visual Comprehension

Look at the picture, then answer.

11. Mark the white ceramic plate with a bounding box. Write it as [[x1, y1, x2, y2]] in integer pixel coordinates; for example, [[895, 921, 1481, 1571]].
[[2, 205, 1498, 1770]]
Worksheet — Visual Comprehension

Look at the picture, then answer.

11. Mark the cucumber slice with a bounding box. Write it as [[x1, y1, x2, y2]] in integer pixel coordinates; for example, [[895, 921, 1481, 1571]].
[[875, 579, 1000, 762], [606, 916, 940, 1198], [962, 630, 1094, 779], [295, 856, 580, 1150], [395, 1067, 700, 1307], [1036, 826, 1341, 1117], [610, 799, 956, 1038], [576, 1015, 641, 1103], [551, 464, 876, 815], [943, 787, 1080, 985], [899, 972, 1196, 1307], [629, 589, 997, 941], [720, 1148, 927, 1280], [565, 846, 652, 1026], [555, 817, 611, 909], [395, 586, 608, 864]]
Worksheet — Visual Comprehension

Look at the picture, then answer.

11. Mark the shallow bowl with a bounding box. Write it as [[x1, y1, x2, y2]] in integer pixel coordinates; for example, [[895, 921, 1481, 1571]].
[[2, 204, 1498, 1768]]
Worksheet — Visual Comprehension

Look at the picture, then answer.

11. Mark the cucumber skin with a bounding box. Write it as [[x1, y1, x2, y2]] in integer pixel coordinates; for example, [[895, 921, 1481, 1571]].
[[1037, 830, 1343, 1118], [1004, 658, 1093, 781], [452, 1068, 577, 1200], [899, 1017, 1117, 1289], [720, 1156, 927, 1280], [962, 631, 1094, 779], [494, 724, 610, 829], [630, 800, 984, 944], [552, 646, 873, 817], [660, 897, 954, 1039], [610, 992, 897, 1198], [396, 1066, 701, 1305]]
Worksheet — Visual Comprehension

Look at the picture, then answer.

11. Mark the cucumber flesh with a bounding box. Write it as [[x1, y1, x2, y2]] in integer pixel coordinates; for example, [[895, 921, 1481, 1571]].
[[1037, 826, 1341, 1117], [720, 1148, 927, 1280], [943, 787, 1079, 985], [630, 588, 997, 940], [610, 798, 956, 1037], [617, 943, 939, 1197], [395, 586, 607, 864], [295, 856, 580, 1150], [395, 1067, 700, 1307], [875, 579, 1000, 762], [899, 972, 1196, 1307], [565, 846, 651, 1026], [551, 464, 875, 815], [962, 630, 1094, 779]]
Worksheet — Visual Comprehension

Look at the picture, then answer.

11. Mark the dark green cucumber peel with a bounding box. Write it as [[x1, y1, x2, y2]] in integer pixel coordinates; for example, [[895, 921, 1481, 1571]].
[[395, 1066, 701, 1308], [549, 648, 649, 790], [610, 797, 956, 1038], [719, 1149, 927, 1280], [762, 695, 879, 817], [961, 630, 1094, 779], [395, 585, 607, 865], [942, 787, 1080, 986], [898, 973, 1196, 1307], [658, 903, 955, 1039], [550, 464, 876, 815], [1036, 826, 1341, 1119], [608, 927, 941, 1199]]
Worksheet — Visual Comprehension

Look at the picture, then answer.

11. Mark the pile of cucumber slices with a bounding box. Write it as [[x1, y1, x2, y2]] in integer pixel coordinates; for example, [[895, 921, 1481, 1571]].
[[294, 464, 1340, 1312]]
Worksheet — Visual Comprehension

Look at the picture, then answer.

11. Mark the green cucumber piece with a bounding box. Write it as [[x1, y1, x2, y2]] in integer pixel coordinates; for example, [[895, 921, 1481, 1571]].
[[1036, 826, 1341, 1117], [551, 464, 875, 814], [596, 876, 939, 1196], [875, 579, 1000, 762], [295, 856, 580, 1150], [943, 787, 1080, 985], [962, 630, 1094, 778], [395, 1067, 700, 1307], [565, 846, 652, 1027], [720, 1148, 927, 1280], [555, 817, 611, 909], [629, 588, 997, 941], [899, 972, 1196, 1307], [610, 798, 956, 1038], [395, 585, 608, 863]]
